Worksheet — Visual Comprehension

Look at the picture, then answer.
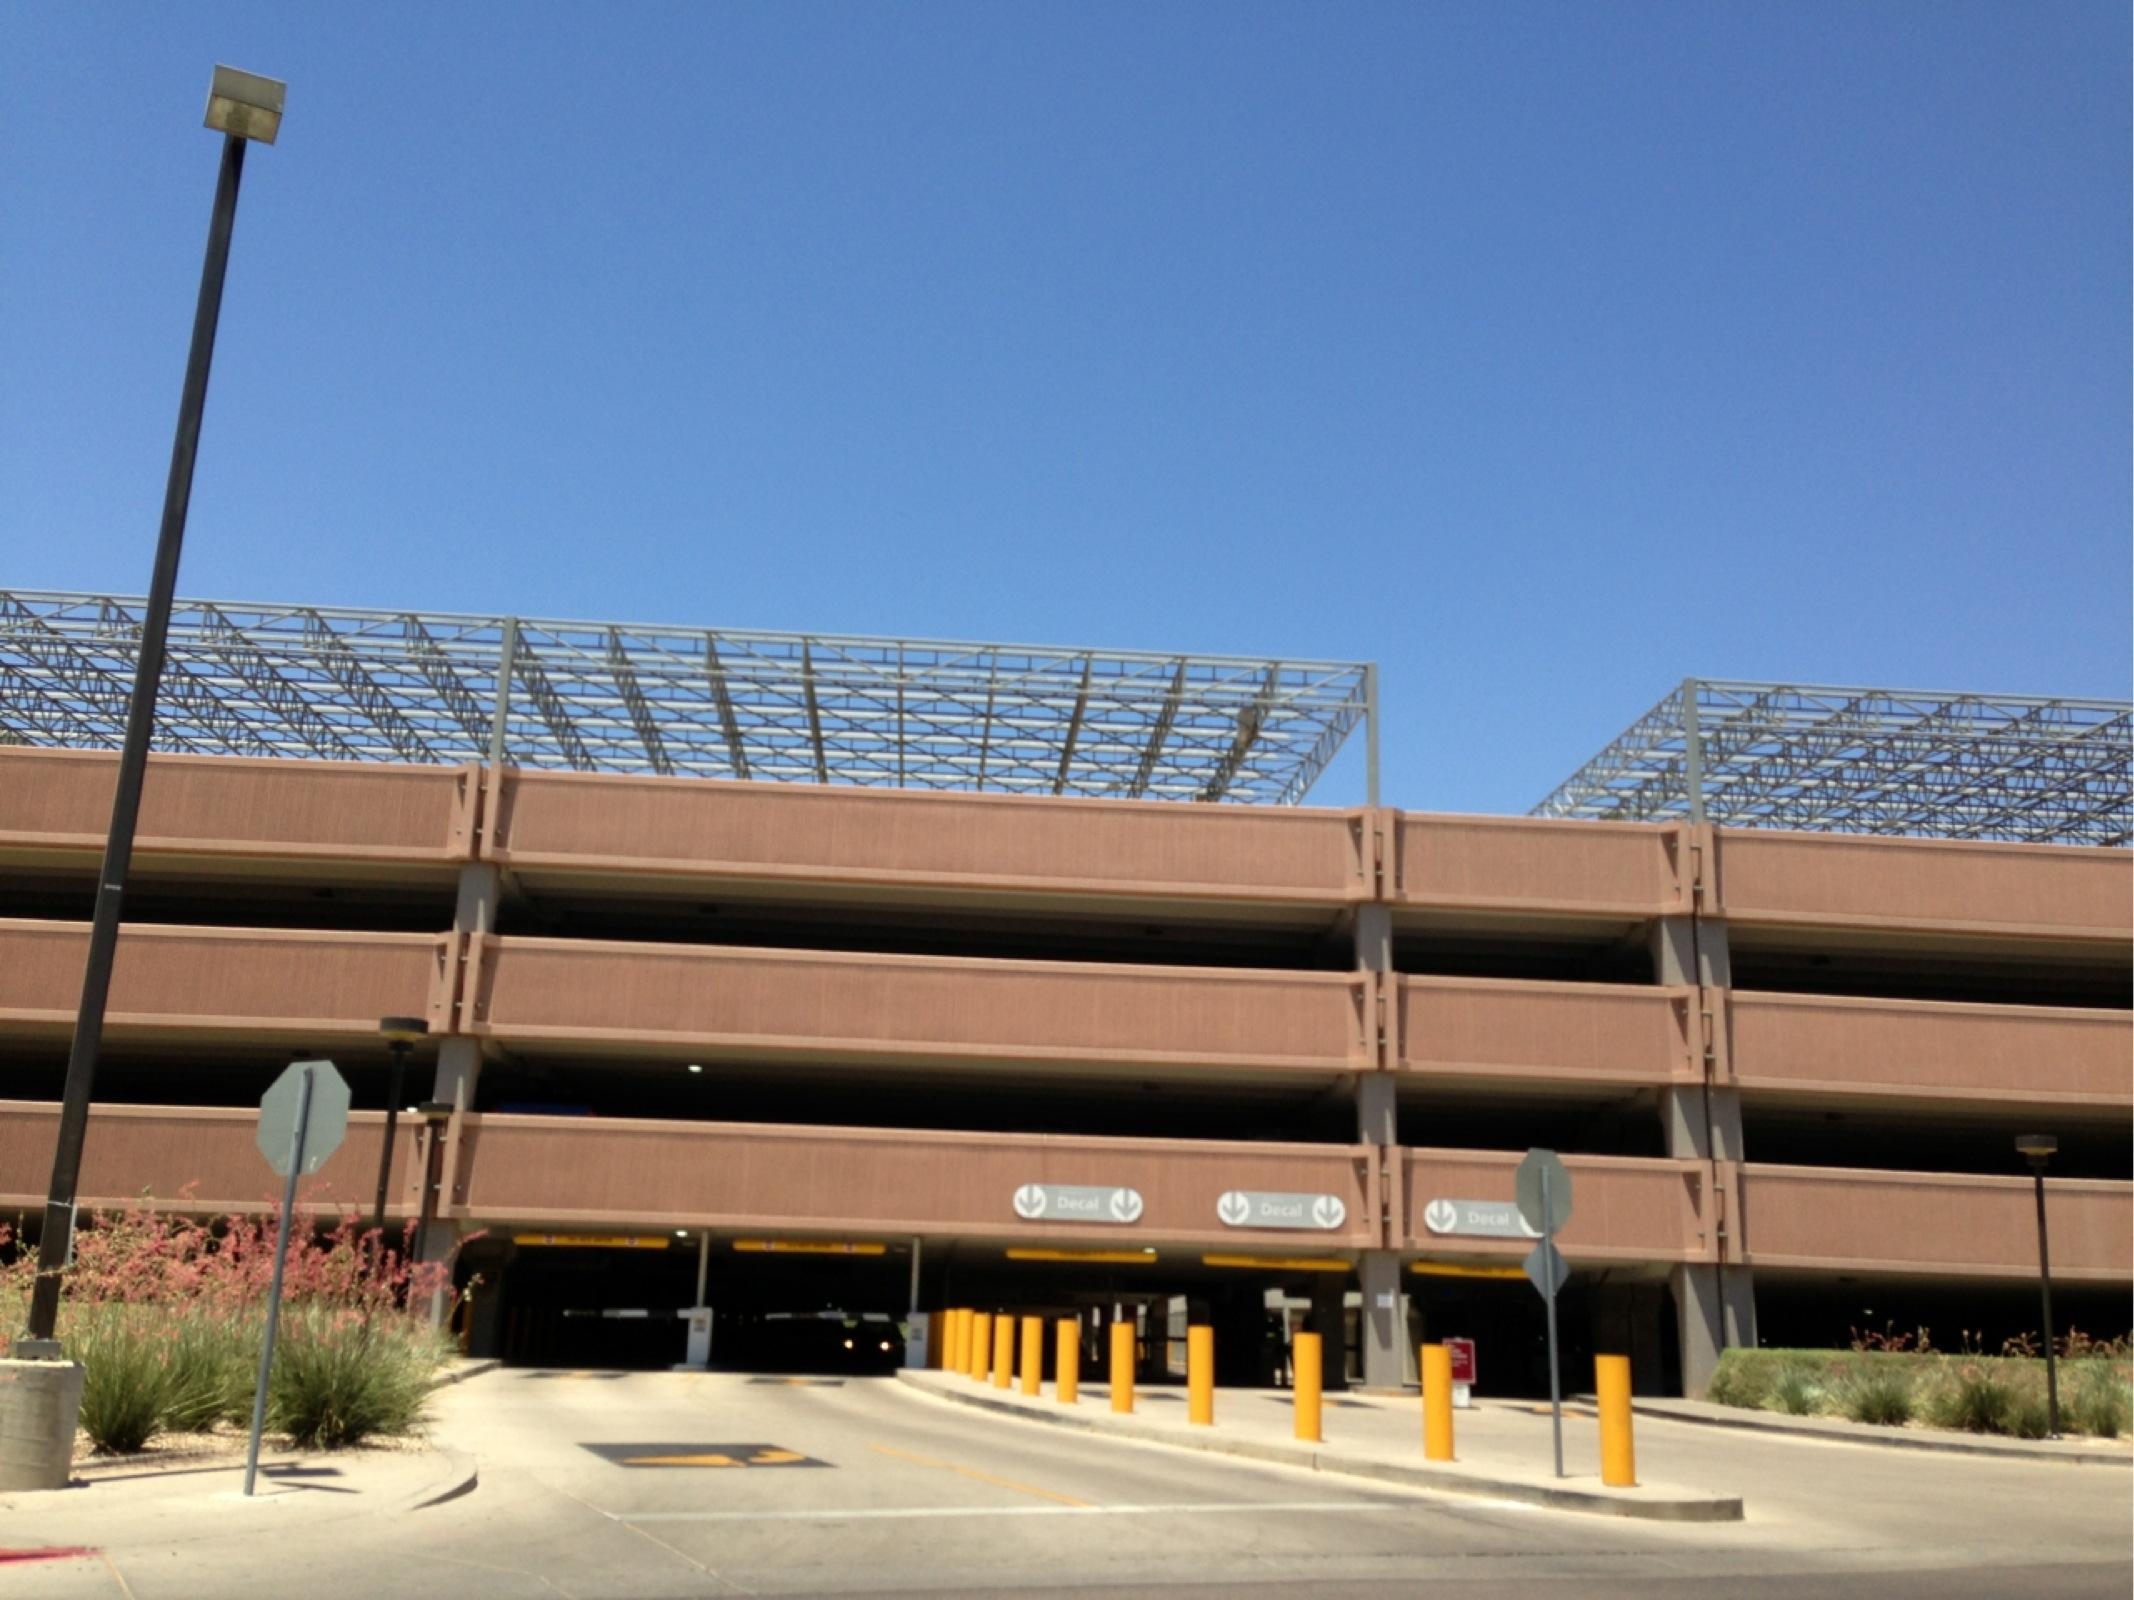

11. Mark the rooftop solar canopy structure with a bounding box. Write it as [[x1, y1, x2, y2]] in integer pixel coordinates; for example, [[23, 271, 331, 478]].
[[0, 590, 1371, 805], [1534, 678, 2133, 848]]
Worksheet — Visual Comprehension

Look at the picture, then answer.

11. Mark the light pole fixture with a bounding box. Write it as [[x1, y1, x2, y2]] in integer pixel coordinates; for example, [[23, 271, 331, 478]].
[[2015, 1133, 2061, 1438], [372, 1017, 429, 1249], [17, 65, 286, 1355]]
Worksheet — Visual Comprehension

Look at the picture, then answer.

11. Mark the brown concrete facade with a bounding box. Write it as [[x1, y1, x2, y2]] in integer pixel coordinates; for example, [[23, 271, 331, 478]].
[[1394, 977, 1702, 1091], [0, 747, 2126, 1386], [0, 747, 477, 876], [0, 1099, 426, 1220], [463, 935, 1372, 1076], [1724, 990, 2133, 1112], [1738, 1163, 2132, 1283], [0, 919, 455, 1044], [1396, 1148, 1721, 1266], [483, 766, 1373, 913], [1386, 813, 1692, 925], [1707, 827, 2132, 948]]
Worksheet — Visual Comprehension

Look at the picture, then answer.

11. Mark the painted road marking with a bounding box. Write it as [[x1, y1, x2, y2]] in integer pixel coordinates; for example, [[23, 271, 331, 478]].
[[584, 1442, 829, 1468], [868, 1442, 1088, 1507], [746, 1377, 846, 1387], [609, 1499, 1418, 1524]]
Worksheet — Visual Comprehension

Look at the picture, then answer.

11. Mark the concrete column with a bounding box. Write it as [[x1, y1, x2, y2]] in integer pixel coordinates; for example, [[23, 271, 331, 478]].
[[1358, 1253, 1410, 1390], [1355, 1074, 1396, 1147], [1654, 912, 1754, 1394], [431, 863, 499, 1108], [419, 1220, 460, 1332], [465, 1265, 507, 1359], [1672, 1261, 1758, 1397], [1307, 1276, 1349, 1390], [1351, 902, 1406, 1389]]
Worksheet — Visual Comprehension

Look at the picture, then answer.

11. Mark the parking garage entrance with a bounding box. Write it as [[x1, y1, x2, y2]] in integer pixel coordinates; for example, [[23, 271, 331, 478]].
[[472, 1234, 1375, 1387], [478, 1233, 917, 1374]]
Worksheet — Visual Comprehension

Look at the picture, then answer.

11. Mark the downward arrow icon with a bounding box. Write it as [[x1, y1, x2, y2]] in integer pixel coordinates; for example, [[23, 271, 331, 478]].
[[1013, 1185, 1047, 1219], [1216, 1191, 1251, 1227], [1423, 1199, 1458, 1234], [1311, 1195, 1346, 1229], [1110, 1188, 1143, 1223]]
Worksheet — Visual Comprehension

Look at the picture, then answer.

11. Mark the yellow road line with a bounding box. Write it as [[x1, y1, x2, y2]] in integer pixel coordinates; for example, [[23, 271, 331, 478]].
[[867, 1442, 1090, 1508]]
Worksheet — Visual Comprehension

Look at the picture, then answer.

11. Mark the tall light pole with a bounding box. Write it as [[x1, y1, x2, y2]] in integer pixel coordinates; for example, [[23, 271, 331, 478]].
[[373, 1017, 429, 1251], [16, 67, 286, 1354], [2016, 1133, 2061, 1439]]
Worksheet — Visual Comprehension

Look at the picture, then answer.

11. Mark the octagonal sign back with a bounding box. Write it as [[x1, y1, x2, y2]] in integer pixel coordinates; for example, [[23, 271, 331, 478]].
[[256, 1059, 352, 1177]]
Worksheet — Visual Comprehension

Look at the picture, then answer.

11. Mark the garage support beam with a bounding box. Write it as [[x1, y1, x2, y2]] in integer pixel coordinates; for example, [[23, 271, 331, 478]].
[[1653, 912, 1756, 1394], [431, 862, 499, 1110], [1352, 902, 1409, 1390]]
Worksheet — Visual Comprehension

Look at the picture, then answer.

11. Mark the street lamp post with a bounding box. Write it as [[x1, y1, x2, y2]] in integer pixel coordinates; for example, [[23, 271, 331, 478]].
[[373, 1017, 429, 1260], [2015, 1134, 2061, 1439], [16, 66, 286, 1355]]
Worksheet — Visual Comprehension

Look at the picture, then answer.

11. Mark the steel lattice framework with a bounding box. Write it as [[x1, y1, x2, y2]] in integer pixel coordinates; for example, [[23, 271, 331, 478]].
[[0, 589, 1370, 805], [1534, 678, 2132, 847]]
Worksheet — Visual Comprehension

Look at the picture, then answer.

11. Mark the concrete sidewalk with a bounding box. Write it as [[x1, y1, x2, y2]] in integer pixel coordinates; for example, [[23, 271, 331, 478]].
[[898, 1368, 1744, 1521], [0, 1441, 476, 1557]]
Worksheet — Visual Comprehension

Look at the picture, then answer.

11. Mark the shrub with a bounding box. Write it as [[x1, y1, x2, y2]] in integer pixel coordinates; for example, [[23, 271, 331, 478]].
[[269, 1305, 445, 1449], [159, 1308, 255, 1433], [2, 1202, 469, 1455], [1765, 1362, 1824, 1416], [2065, 1363, 2133, 1439], [1835, 1364, 1914, 1427], [66, 1306, 174, 1456], [1705, 1353, 1765, 1409], [1929, 1364, 2013, 1434], [2000, 1384, 2052, 1440]]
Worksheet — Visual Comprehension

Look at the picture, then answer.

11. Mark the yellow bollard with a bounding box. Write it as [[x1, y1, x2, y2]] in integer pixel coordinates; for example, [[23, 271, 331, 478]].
[[992, 1312, 1015, 1388], [1596, 1354, 1637, 1487], [1422, 1343, 1454, 1461], [943, 1308, 962, 1373], [954, 1308, 972, 1374], [1020, 1316, 1044, 1397], [1109, 1320, 1136, 1413], [1056, 1318, 1080, 1405], [1187, 1325, 1215, 1426], [969, 1312, 992, 1382], [1292, 1331, 1322, 1443]]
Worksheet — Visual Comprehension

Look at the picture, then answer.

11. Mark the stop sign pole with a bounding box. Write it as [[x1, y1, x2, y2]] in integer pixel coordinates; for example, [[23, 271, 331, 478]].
[[244, 1059, 349, 1496], [1517, 1148, 1573, 1481], [1539, 1163, 1563, 1479]]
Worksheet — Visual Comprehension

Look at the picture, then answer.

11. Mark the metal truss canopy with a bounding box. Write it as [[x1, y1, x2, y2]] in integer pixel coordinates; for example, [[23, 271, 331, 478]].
[[1534, 678, 2132, 848], [0, 590, 1369, 806]]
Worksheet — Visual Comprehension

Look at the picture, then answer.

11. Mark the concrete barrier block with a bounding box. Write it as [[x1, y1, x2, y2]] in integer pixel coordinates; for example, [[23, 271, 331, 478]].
[[0, 1358, 85, 1491]]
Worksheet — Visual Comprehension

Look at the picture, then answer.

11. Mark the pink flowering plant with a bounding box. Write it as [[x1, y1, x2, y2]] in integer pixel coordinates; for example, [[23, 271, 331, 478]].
[[0, 1197, 465, 1455]]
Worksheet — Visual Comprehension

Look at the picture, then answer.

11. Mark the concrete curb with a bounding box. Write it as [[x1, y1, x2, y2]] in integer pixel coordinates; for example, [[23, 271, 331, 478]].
[[429, 1358, 502, 1390], [401, 1447, 479, 1512], [896, 1373, 1743, 1523], [1627, 1399, 2134, 1467]]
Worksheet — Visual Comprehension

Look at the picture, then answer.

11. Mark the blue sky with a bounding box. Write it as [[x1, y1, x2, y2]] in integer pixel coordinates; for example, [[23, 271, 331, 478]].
[[4, 3, 2127, 811]]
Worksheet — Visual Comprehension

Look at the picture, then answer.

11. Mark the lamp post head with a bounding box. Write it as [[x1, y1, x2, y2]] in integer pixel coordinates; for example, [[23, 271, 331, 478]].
[[2016, 1133, 2058, 1172], [378, 1015, 430, 1046], [204, 65, 286, 144]]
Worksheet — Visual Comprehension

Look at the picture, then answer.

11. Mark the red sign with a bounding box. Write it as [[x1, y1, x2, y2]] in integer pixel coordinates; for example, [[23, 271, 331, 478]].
[[1443, 1337, 1477, 1386]]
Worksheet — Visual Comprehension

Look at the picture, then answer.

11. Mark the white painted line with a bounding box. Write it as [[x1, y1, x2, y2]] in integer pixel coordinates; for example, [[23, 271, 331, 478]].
[[611, 1499, 1411, 1524]]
